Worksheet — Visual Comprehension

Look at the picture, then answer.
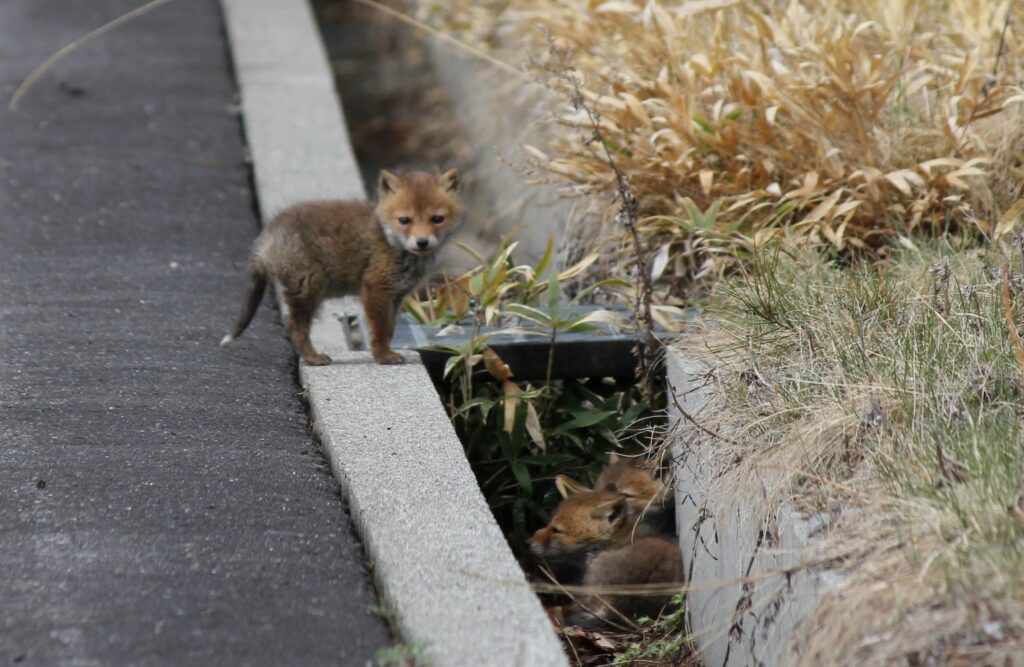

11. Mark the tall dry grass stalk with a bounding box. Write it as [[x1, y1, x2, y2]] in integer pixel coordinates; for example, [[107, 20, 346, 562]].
[[419, 0, 1024, 287]]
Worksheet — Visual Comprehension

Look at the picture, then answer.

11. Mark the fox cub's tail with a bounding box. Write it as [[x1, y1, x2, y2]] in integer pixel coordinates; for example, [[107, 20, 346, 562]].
[[220, 262, 268, 347]]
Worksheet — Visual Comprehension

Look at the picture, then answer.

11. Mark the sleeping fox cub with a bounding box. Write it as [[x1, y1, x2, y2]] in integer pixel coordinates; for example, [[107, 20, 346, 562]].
[[222, 169, 462, 365], [557, 453, 675, 537], [530, 455, 682, 627]]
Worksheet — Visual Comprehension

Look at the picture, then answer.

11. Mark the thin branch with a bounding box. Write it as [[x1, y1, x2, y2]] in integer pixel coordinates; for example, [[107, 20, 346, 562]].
[[544, 41, 659, 397], [666, 381, 738, 446], [991, 9, 1012, 79]]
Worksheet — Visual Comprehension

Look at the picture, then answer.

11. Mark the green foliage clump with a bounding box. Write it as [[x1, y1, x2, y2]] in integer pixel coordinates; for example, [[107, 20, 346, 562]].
[[408, 238, 660, 559]]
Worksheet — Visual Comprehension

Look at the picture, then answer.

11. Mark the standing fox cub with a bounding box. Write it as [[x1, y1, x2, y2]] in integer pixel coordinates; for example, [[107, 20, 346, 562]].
[[222, 169, 462, 365]]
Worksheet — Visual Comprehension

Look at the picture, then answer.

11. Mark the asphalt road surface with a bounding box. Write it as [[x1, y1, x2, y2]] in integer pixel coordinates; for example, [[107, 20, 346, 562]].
[[0, 1, 389, 664]]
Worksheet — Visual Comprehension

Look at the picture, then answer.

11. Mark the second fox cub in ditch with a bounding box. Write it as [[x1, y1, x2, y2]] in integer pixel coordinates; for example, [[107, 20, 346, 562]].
[[556, 453, 675, 538], [222, 169, 462, 365], [530, 455, 682, 626]]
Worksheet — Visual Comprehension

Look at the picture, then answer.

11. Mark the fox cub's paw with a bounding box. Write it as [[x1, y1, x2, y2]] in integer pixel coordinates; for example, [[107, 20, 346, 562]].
[[302, 352, 333, 366], [374, 351, 406, 365]]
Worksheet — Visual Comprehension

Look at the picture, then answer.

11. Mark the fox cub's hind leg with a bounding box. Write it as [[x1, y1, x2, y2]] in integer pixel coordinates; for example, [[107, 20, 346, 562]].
[[283, 273, 331, 366]]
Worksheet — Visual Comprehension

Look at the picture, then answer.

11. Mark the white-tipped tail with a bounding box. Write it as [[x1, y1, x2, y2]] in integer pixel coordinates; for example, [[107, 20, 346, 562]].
[[220, 334, 235, 347]]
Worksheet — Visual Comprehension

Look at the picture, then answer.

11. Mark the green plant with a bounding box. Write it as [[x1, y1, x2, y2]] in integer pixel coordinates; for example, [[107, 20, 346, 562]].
[[610, 594, 692, 666], [451, 370, 654, 562], [411, 239, 661, 562], [375, 642, 432, 667], [403, 236, 629, 329]]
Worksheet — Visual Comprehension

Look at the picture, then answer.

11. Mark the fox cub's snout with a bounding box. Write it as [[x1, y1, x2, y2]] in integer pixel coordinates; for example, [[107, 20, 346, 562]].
[[376, 168, 460, 256]]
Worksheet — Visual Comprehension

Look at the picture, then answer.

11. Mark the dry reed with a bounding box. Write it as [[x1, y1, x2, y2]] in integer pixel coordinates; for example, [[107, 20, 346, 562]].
[[419, 0, 1024, 289]]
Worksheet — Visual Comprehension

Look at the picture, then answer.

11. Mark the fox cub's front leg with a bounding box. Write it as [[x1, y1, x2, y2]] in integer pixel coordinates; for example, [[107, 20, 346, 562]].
[[361, 280, 404, 365]]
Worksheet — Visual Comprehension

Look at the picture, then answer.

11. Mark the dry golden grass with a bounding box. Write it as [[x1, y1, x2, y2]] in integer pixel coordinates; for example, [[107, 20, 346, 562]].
[[418, 0, 1024, 288]]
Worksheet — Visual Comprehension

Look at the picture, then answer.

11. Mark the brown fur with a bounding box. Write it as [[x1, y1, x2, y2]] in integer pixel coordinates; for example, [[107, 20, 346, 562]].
[[535, 457, 684, 626], [594, 454, 675, 537], [530, 491, 632, 584], [567, 537, 684, 628], [222, 169, 462, 365], [554, 454, 676, 541]]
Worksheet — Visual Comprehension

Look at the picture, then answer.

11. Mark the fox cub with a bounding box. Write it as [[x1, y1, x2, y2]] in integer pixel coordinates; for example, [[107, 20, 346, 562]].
[[558, 453, 675, 538], [530, 455, 682, 627], [570, 537, 682, 627], [222, 168, 462, 365]]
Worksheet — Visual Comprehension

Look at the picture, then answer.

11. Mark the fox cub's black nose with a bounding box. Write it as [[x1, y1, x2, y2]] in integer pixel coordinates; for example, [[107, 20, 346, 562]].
[[416, 238, 430, 250]]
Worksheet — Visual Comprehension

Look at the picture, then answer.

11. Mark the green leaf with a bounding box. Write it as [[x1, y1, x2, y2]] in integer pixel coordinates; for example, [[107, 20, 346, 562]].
[[547, 271, 561, 320], [510, 461, 533, 496], [594, 426, 620, 448], [468, 272, 484, 296], [534, 236, 555, 282], [443, 354, 463, 379], [457, 397, 495, 421], [564, 319, 602, 333], [621, 401, 647, 425], [559, 431, 584, 449], [502, 303, 554, 327], [602, 138, 633, 157], [692, 113, 716, 134], [554, 410, 618, 432]]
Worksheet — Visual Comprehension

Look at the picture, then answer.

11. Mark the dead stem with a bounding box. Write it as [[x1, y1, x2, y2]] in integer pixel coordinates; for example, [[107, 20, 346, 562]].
[[9, 0, 176, 111]]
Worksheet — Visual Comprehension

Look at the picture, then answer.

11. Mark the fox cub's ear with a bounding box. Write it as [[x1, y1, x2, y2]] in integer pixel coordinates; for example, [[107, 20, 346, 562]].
[[555, 474, 590, 499], [591, 497, 628, 524], [439, 168, 460, 194], [378, 170, 401, 197]]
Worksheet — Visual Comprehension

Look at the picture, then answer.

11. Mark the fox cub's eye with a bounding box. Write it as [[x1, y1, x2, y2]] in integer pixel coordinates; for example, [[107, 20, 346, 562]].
[[430, 215, 446, 224], [398, 216, 412, 225]]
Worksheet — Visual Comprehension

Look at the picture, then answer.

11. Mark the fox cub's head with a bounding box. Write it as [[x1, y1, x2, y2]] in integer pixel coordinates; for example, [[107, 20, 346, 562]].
[[375, 168, 462, 256], [553, 454, 672, 529], [530, 490, 631, 561], [593, 453, 672, 516]]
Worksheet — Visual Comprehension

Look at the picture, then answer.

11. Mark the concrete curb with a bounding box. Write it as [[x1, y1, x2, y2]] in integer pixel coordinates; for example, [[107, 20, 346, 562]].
[[666, 348, 835, 666], [220, 0, 566, 664]]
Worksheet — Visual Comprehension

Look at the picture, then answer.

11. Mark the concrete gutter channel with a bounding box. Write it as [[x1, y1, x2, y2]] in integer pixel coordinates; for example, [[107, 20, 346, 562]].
[[220, 1, 566, 665]]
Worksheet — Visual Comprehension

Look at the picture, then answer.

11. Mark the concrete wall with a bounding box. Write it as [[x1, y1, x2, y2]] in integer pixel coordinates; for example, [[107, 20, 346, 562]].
[[667, 348, 834, 666]]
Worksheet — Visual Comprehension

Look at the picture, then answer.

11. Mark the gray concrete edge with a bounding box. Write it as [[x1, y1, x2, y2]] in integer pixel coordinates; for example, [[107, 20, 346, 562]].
[[219, 0, 566, 664], [666, 347, 837, 667]]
